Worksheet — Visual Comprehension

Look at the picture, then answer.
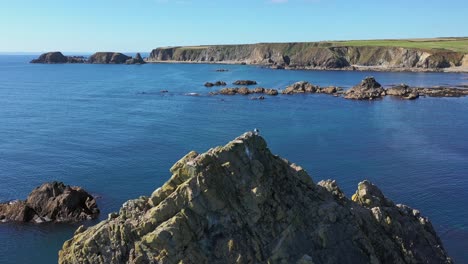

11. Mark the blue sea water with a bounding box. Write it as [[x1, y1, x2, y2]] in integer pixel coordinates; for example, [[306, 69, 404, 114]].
[[0, 55, 467, 263]]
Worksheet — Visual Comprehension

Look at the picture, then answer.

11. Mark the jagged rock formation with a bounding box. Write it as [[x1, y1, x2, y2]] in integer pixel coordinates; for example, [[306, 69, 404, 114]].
[[88, 52, 132, 64], [345, 77, 386, 100], [30, 52, 86, 64], [0, 182, 99, 223], [146, 42, 468, 72], [59, 132, 451, 264], [125, 53, 146, 64]]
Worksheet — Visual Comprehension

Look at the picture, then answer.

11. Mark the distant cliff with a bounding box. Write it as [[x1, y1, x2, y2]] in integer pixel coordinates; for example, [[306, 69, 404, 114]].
[[59, 132, 452, 264], [147, 42, 468, 72]]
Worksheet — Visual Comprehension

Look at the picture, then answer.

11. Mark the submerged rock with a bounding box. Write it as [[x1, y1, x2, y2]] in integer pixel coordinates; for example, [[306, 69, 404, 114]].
[[344, 77, 386, 100], [0, 182, 99, 223], [59, 133, 452, 264], [204, 81, 227, 87], [233, 80, 257, 85]]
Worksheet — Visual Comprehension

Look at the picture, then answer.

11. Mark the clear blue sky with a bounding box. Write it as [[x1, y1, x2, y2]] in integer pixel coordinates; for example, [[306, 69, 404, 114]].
[[1, 0, 467, 52]]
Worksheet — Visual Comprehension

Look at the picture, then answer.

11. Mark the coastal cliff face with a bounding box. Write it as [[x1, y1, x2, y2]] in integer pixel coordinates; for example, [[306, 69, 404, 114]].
[[147, 43, 466, 71], [59, 132, 452, 264]]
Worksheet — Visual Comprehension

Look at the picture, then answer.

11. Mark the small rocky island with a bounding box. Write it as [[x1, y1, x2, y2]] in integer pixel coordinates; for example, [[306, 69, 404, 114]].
[[59, 132, 451, 264], [31, 52, 146, 64], [0, 182, 99, 223]]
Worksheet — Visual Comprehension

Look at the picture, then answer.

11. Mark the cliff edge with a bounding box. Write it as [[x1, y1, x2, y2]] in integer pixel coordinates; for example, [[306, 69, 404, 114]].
[[147, 40, 468, 72], [59, 132, 452, 264]]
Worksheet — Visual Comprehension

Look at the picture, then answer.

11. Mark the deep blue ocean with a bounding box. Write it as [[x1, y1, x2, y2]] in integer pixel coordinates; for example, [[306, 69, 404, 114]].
[[0, 55, 467, 263]]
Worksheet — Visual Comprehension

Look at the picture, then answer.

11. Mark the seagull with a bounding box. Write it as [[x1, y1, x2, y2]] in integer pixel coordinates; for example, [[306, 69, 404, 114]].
[[253, 128, 259, 135]]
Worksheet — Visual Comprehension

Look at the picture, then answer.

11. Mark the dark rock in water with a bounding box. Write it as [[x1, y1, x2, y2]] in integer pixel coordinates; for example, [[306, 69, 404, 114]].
[[125, 53, 146, 64], [204, 81, 226, 87], [88, 52, 131, 64], [386, 83, 419, 100], [0, 182, 99, 223], [318, 86, 340, 94], [59, 133, 452, 264], [344, 77, 385, 100], [215, 87, 278, 96], [30, 52, 86, 64], [233, 80, 257, 85], [282, 81, 319, 94]]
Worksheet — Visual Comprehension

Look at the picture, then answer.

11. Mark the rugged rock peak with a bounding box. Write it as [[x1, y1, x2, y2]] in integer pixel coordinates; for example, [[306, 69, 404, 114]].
[[126, 53, 146, 64], [351, 180, 394, 208], [0, 181, 99, 223], [59, 133, 452, 264], [344, 77, 386, 100]]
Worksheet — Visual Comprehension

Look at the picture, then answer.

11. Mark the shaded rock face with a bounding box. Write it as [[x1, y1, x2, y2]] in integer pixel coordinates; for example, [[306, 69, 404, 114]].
[[0, 182, 99, 223], [344, 77, 385, 100], [88, 52, 132, 64], [125, 53, 146, 64], [59, 133, 451, 264], [30, 52, 86, 64]]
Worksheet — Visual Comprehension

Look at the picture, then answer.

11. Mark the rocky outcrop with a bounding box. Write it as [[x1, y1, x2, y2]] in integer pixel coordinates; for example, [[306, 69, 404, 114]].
[[282, 81, 342, 95], [59, 132, 451, 264], [88, 52, 132, 64], [0, 182, 99, 223], [212, 87, 278, 96], [386, 84, 419, 100], [30, 52, 86, 64], [233, 80, 257, 85], [146, 42, 468, 72], [344, 77, 386, 100], [204, 81, 226, 87], [125, 53, 146, 64], [282, 81, 320, 94]]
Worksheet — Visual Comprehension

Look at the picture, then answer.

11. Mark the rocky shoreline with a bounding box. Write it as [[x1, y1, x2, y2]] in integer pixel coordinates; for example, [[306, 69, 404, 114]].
[[58, 132, 452, 264], [200, 77, 468, 100]]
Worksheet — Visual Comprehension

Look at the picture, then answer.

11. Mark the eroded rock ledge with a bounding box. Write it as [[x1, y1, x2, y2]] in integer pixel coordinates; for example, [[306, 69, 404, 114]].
[[0, 182, 99, 223], [59, 132, 451, 264]]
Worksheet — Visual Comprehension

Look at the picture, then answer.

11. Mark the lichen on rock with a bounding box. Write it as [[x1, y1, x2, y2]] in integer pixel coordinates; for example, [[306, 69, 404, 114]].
[[59, 132, 452, 264]]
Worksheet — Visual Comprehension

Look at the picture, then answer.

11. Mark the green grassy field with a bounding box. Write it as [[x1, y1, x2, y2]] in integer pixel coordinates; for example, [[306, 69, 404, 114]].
[[329, 38, 468, 53]]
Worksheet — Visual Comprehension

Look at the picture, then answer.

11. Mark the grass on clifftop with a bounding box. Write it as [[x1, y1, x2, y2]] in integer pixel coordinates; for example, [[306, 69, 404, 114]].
[[165, 38, 468, 54], [329, 38, 468, 53]]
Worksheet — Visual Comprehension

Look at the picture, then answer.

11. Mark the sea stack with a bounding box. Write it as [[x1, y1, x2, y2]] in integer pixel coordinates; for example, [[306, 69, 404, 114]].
[[30, 52, 86, 64], [88, 52, 132, 64], [59, 132, 451, 264]]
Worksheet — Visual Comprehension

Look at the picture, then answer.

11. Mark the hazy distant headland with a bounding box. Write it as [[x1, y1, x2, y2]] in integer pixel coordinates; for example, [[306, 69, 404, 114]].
[[30, 37, 468, 72]]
